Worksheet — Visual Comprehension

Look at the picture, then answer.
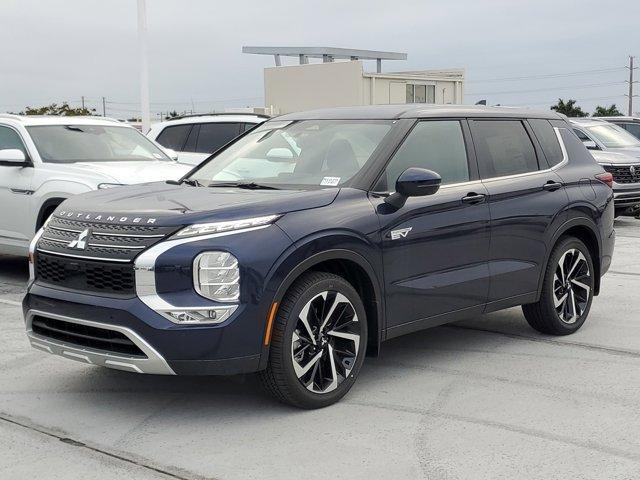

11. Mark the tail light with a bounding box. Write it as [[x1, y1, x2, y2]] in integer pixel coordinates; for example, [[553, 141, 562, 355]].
[[595, 172, 613, 188]]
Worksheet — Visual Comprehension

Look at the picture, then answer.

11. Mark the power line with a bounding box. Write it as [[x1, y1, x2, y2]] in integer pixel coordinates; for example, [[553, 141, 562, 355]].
[[467, 66, 626, 84], [466, 81, 626, 96]]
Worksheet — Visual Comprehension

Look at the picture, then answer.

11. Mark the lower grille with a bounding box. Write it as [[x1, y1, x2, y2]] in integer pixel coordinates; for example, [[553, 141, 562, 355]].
[[31, 315, 146, 357], [603, 165, 640, 184], [36, 253, 135, 296]]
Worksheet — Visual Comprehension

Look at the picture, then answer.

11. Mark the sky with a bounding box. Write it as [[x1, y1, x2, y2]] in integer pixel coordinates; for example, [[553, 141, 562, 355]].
[[1, 0, 639, 119]]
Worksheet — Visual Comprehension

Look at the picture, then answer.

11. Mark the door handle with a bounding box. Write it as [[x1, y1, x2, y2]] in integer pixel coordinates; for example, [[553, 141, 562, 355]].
[[542, 181, 563, 192], [461, 192, 487, 204]]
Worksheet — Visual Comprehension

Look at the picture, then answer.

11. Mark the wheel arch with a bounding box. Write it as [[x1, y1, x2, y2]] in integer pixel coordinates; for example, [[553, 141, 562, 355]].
[[543, 217, 602, 297], [36, 197, 66, 231], [269, 249, 384, 359]]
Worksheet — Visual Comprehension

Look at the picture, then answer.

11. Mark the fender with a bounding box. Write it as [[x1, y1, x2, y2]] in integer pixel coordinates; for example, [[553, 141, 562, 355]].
[[257, 231, 385, 369]]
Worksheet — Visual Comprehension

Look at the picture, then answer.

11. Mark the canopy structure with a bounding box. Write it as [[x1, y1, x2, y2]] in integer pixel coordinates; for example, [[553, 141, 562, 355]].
[[242, 46, 407, 73]]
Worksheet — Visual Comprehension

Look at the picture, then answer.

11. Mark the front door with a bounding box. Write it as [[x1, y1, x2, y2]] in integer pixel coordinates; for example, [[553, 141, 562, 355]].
[[372, 120, 491, 333], [0, 125, 34, 250]]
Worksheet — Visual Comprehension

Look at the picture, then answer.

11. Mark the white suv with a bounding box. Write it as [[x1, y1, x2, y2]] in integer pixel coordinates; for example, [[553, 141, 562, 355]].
[[0, 114, 191, 256], [147, 113, 268, 166]]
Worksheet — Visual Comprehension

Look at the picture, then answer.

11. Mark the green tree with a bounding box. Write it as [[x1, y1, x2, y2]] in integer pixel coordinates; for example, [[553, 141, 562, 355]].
[[20, 102, 95, 116], [593, 104, 622, 117], [550, 99, 588, 117]]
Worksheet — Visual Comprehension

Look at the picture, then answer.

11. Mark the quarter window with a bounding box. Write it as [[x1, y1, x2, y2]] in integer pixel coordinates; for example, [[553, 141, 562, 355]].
[[529, 119, 564, 167], [0, 126, 27, 155], [381, 120, 469, 190], [618, 123, 640, 140], [156, 125, 191, 151], [472, 120, 539, 178], [573, 128, 591, 142]]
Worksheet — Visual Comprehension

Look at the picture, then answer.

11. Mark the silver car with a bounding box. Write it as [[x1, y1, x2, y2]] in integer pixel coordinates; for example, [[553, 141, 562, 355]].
[[570, 118, 640, 216]]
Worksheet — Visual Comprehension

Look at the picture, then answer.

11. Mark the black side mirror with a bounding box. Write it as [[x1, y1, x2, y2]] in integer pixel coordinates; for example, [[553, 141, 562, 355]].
[[384, 167, 442, 209]]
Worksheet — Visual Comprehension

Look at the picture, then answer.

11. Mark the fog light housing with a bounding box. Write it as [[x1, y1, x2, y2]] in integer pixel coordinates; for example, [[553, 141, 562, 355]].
[[193, 251, 240, 302], [165, 306, 237, 325]]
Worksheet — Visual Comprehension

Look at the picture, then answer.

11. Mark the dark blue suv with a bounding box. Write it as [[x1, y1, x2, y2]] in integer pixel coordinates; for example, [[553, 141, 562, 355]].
[[23, 105, 615, 408]]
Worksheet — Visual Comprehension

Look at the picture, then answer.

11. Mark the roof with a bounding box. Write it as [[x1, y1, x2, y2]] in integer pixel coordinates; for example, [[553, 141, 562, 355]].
[[276, 104, 563, 121], [152, 114, 268, 128], [0, 114, 126, 127], [242, 46, 407, 61], [568, 118, 609, 126], [592, 116, 640, 122]]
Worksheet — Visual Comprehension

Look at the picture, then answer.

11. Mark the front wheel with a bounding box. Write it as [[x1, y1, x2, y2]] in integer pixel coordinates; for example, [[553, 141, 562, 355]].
[[260, 272, 367, 409], [523, 236, 595, 335]]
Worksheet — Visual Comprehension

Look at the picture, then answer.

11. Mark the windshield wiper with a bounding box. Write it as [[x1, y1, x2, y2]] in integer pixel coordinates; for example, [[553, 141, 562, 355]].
[[207, 181, 280, 190], [166, 178, 201, 187]]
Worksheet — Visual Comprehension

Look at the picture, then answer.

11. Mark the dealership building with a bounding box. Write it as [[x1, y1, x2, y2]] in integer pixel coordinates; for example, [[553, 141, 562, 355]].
[[243, 47, 464, 115]]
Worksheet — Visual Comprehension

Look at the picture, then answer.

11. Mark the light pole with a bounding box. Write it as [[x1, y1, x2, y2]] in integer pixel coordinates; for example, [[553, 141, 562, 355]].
[[137, 0, 151, 133]]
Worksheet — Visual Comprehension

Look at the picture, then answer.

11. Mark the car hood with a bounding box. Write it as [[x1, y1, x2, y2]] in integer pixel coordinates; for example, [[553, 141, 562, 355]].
[[54, 183, 340, 226], [57, 160, 191, 183], [590, 150, 640, 165], [601, 147, 640, 160]]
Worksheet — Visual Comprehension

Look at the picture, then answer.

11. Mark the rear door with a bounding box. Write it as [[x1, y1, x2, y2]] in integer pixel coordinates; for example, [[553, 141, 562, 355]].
[[469, 118, 569, 307], [373, 119, 491, 333]]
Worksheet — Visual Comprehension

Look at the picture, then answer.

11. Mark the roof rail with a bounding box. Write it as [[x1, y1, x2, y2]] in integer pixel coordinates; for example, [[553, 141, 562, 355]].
[[0, 113, 122, 123], [168, 112, 271, 121]]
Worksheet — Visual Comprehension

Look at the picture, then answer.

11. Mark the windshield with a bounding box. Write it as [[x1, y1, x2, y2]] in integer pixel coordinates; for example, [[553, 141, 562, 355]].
[[190, 120, 394, 188], [585, 124, 640, 148], [27, 125, 171, 163]]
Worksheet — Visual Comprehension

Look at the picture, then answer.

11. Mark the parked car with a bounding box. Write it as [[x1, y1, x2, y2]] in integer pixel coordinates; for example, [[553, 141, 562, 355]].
[[592, 116, 640, 141], [0, 114, 191, 256], [147, 113, 268, 166], [569, 118, 640, 216], [24, 105, 614, 408]]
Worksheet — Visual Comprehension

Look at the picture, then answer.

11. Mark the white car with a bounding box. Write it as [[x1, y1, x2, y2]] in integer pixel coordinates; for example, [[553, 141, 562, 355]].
[[147, 113, 268, 166], [0, 114, 191, 256]]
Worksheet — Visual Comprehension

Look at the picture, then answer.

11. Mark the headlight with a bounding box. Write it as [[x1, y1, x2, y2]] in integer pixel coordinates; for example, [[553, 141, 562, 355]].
[[98, 183, 124, 189], [193, 251, 240, 302], [175, 215, 280, 239]]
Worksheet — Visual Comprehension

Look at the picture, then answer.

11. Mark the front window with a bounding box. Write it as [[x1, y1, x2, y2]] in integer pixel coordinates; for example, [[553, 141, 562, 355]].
[[27, 125, 171, 163], [190, 120, 394, 188], [585, 124, 640, 148]]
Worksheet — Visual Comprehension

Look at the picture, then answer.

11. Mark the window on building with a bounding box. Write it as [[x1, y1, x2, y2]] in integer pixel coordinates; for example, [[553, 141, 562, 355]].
[[405, 84, 436, 104]]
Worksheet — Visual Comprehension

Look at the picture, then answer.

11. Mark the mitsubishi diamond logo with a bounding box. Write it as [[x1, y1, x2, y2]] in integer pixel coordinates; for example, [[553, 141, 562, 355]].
[[631, 165, 638, 179], [68, 229, 89, 250]]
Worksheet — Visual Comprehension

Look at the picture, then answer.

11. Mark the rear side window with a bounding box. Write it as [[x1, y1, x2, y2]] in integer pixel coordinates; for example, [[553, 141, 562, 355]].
[[380, 120, 469, 189], [529, 119, 564, 167], [0, 126, 27, 155], [620, 122, 640, 140], [156, 125, 191, 151], [195, 123, 242, 154], [471, 120, 539, 178]]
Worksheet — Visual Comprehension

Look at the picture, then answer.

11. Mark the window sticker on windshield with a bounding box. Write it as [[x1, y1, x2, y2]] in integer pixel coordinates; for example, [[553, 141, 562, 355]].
[[320, 176, 341, 186]]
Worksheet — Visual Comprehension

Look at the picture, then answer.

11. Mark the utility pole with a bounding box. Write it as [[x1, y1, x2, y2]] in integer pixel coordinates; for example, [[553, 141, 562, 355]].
[[137, 0, 151, 133], [102, 97, 106, 117], [81, 96, 85, 110], [626, 55, 637, 116]]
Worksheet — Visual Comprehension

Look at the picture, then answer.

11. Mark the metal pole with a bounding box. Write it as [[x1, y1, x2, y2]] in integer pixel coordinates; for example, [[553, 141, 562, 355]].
[[102, 97, 106, 116], [137, 0, 151, 133], [628, 56, 635, 116], [81, 96, 85, 110], [376, 58, 382, 74]]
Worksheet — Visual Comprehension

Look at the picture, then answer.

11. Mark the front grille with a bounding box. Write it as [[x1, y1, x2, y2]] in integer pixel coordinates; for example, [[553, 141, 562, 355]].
[[31, 315, 146, 357], [38, 216, 178, 262], [36, 253, 136, 296], [603, 165, 640, 184]]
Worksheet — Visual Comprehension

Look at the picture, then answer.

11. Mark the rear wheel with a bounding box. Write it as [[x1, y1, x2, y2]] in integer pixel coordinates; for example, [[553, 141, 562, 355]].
[[260, 272, 367, 409], [523, 237, 595, 335]]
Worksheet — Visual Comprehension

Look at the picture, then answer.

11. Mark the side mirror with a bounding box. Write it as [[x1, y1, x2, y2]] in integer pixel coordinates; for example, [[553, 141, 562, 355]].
[[266, 148, 294, 161], [164, 148, 179, 161], [384, 167, 442, 209], [0, 149, 28, 167], [583, 140, 599, 150]]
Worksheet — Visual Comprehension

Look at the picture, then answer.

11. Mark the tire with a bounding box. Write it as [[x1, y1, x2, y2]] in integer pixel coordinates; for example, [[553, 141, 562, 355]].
[[260, 271, 368, 409], [523, 236, 595, 335]]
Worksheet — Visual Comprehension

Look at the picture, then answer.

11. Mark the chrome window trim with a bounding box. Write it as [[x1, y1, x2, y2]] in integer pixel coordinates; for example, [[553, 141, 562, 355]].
[[25, 309, 175, 375], [134, 224, 269, 322]]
